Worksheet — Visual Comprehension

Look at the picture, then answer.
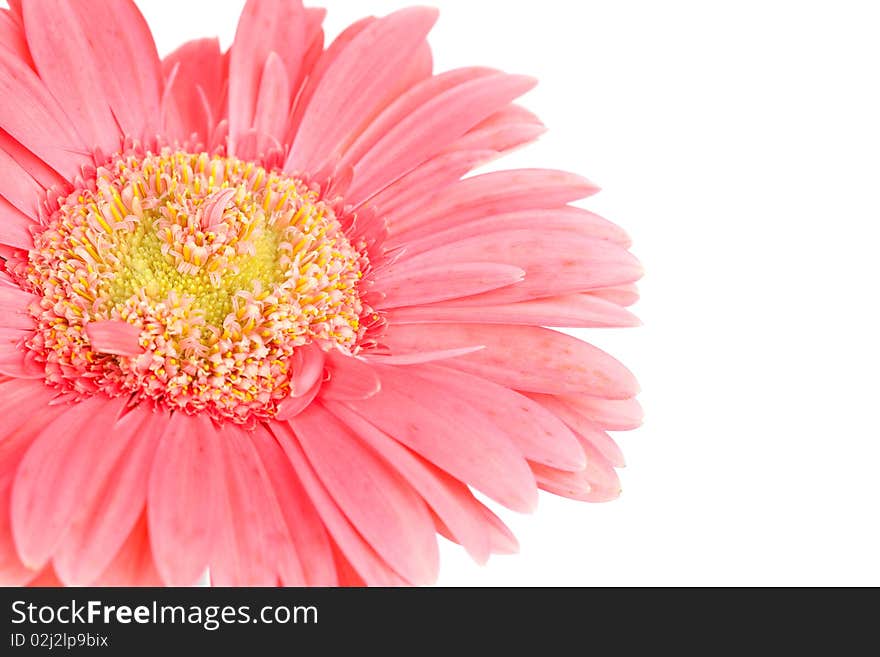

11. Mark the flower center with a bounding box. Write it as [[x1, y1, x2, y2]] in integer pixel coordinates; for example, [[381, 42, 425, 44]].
[[22, 149, 367, 423]]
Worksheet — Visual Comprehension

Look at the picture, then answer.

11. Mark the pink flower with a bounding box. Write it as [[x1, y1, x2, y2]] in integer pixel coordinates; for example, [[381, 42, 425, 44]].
[[0, 0, 642, 586]]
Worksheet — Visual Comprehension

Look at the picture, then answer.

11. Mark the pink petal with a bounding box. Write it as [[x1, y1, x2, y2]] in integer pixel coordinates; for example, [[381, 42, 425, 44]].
[[228, 0, 306, 152], [161, 38, 227, 143], [0, 195, 33, 250], [588, 284, 641, 307], [0, 379, 64, 585], [275, 380, 321, 420], [446, 104, 546, 155], [386, 293, 641, 328], [360, 148, 494, 217], [343, 364, 538, 513], [556, 394, 644, 431], [0, 144, 42, 218], [0, 42, 85, 179], [389, 169, 598, 242], [0, 283, 35, 330], [382, 323, 640, 398], [328, 402, 496, 564], [25, 565, 63, 587], [289, 8, 327, 96], [85, 320, 143, 357], [252, 52, 292, 153], [251, 425, 336, 586], [533, 441, 622, 504], [362, 346, 485, 366], [526, 393, 627, 467], [22, 0, 119, 154], [320, 350, 381, 401], [67, 0, 163, 140], [391, 230, 643, 303], [94, 512, 162, 587], [0, 9, 33, 69], [199, 188, 236, 229], [284, 16, 375, 149], [11, 395, 128, 568], [291, 341, 326, 394], [209, 423, 299, 586], [478, 505, 520, 555], [400, 207, 633, 258], [0, 128, 66, 190], [289, 405, 439, 585], [286, 8, 439, 174], [337, 67, 497, 178], [374, 262, 525, 309], [347, 73, 537, 205], [52, 405, 164, 586], [420, 365, 587, 471], [532, 462, 592, 500], [0, 325, 42, 379], [148, 413, 224, 586], [273, 423, 408, 586]]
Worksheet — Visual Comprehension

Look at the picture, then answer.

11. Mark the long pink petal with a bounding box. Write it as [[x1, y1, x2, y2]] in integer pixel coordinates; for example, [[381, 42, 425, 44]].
[[0, 325, 42, 379], [326, 402, 494, 564], [362, 346, 486, 366], [386, 293, 641, 328], [286, 8, 438, 174], [161, 38, 226, 143], [360, 149, 494, 217], [391, 230, 643, 303], [479, 505, 520, 555], [0, 284, 35, 330], [337, 67, 497, 176], [94, 512, 162, 587], [228, 0, 306, 152], [0, 144, 42, 218], [251, 425, 335, 586], [0, 128, 65, 190], [274, 423, 408, 586], [347, 74, 537, 205], [389, 169, 598, 242], [0, 379, 64, 585], [320, 350, 381, 401], [148, 413, 224, 586], [284, 16, 375, 149], [525, 393, 627, 467], [382, 323, 640, 398], [0, 47, 84, 180], [209, 423, 299, 586], [533, 440, 622, 503], [251, 52, 291, 154], [374, 262, 525, 309], [421, 365, 586, 471], [67, 0, 163, 140], [0, 9, 32, 69], [400, 207, 633, 258], [11, 395, 128, 568], [588, 284, 641, 307], [22, 0, 119, 154], [52, 405, 164, 586], [445, 104, 545, 155], [343, 364, 538, 513], [290, 405, 439, 585], [555, 393, 644, 431], [85, 320, 143, 357], [0, 195, 33, 250]]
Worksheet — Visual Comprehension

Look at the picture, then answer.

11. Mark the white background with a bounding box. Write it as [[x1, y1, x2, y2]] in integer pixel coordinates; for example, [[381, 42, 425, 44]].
[[130, 0, 880, 585]]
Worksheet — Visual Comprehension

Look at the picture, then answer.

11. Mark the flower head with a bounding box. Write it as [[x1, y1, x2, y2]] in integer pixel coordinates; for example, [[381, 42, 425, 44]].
[[0, 0, 641, 586]]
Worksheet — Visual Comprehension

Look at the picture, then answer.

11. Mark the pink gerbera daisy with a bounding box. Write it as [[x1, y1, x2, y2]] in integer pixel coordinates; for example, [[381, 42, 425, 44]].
[[0, 0, 642, 586]]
